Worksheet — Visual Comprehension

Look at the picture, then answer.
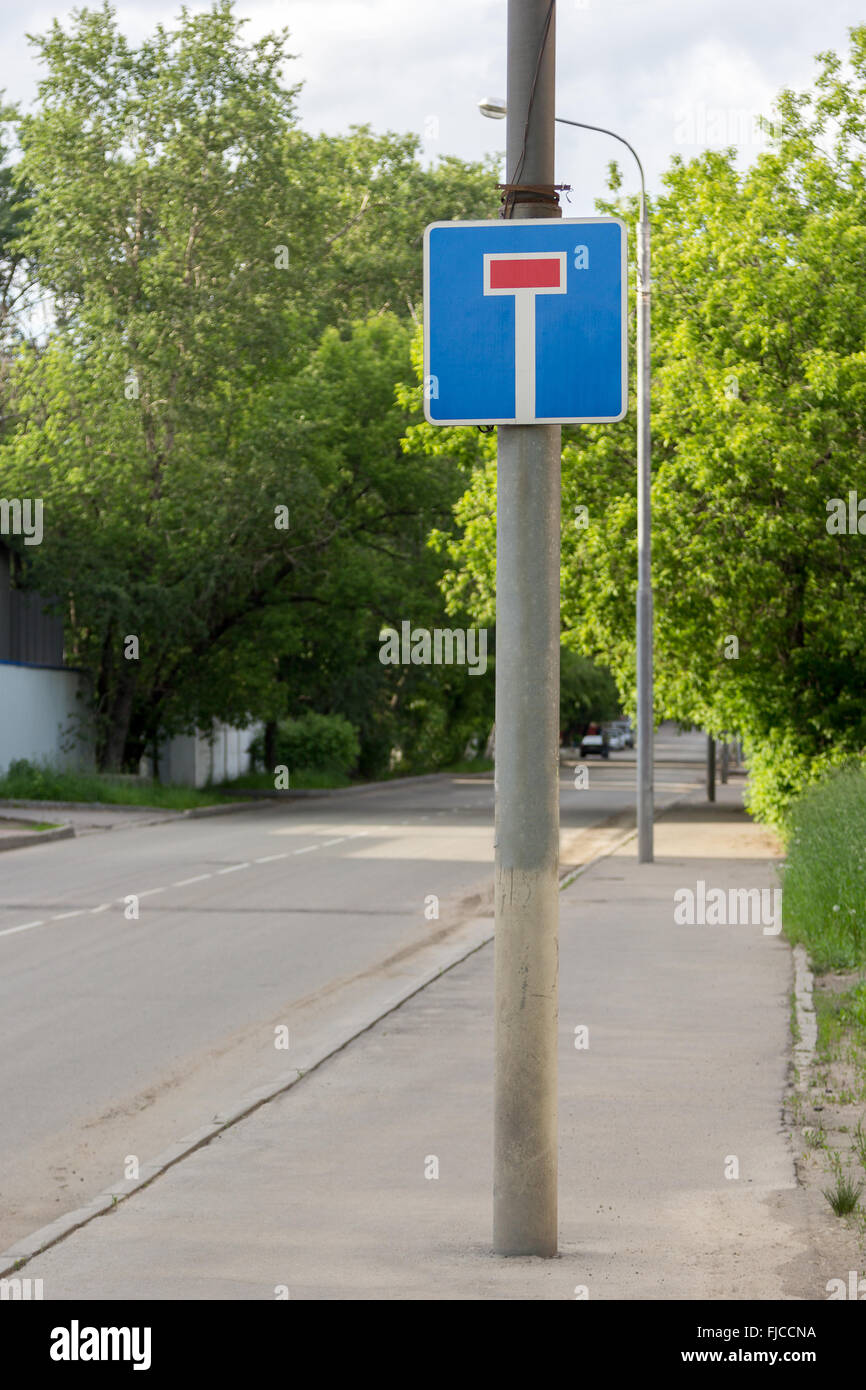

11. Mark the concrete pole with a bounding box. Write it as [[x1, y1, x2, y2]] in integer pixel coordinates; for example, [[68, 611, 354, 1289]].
[[707, 734, 716, 803], [636, 211, 653, 861], [494, 0, 560, 1257]]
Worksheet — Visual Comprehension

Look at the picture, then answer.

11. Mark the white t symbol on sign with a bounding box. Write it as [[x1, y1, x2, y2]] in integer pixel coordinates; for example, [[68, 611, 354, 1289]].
[[483, 251, 567, 422]]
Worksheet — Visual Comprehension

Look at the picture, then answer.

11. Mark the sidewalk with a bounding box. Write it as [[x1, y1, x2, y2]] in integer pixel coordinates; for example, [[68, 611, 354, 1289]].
[[8, 785, 828, 1300]]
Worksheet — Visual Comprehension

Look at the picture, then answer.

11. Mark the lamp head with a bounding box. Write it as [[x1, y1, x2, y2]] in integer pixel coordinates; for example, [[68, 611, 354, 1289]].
[[478, 96, 507, 120]]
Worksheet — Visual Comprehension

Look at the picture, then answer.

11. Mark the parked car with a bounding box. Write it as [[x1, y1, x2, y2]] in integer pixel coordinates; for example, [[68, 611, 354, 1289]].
[[606, 728, 627, 751], [580, 726, 610, 758]]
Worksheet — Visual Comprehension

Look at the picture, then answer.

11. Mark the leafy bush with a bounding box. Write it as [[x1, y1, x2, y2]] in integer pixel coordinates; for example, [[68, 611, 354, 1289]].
[[393, 684, 492, 775], [781, 764, 866, 970], [743, 730, 855, 828], [250, 712, 360, 777]]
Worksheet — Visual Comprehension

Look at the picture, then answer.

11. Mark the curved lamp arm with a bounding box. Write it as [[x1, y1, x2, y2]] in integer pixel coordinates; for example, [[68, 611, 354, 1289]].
[[554, 116, 646, 222]]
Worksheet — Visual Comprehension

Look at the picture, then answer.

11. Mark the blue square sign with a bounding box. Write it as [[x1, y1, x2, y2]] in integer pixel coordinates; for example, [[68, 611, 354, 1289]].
[[423, 217, 627, 425]]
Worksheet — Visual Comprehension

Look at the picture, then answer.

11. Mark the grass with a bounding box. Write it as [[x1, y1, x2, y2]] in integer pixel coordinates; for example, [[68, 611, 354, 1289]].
[[815, 981, 866, 1062], [0, 753, 494, 810], [0, 761, 225, 810], [218, 767, 352, 792], [441, 756, 494, 776], [790, 989, 801, 1046], [781, 765, 866, 971], [822, 1170, 863, 1216], [338, 754, 493, 783]]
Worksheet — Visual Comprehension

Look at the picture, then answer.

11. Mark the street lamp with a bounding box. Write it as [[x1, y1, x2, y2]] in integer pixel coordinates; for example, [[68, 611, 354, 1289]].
[[479, 99, 654, 862]]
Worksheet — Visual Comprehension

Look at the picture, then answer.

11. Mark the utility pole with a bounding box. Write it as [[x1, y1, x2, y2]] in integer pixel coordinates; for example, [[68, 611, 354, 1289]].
[[494, 0, 560, 1257], [636, 203, 653, 860]]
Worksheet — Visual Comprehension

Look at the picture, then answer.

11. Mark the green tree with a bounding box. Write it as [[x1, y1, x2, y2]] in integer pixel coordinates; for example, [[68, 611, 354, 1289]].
[[0, 1, 496, 769], [408, 27, 866, 823], [560, 649, 620, 741], [249, 312, 494, 777]]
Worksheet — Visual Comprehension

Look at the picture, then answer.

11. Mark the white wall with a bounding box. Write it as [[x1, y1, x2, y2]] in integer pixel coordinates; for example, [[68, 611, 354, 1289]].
[[158, 721, 261, 788], [0, 662, 93, 775]]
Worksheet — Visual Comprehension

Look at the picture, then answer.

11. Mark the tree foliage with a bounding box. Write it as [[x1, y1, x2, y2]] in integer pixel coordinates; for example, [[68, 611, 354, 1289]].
[[0, 1, 498, 771], [410, 27, 866, 822]]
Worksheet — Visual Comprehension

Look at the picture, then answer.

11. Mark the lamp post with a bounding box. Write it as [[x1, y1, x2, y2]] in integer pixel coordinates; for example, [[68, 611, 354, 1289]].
[[480, 99, 654, 861]]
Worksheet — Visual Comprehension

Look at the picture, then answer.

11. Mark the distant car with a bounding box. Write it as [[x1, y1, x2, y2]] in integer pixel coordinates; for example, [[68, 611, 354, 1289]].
[[608, 718, 634, 748], [580, 730, 610, 759], [606, 729, 627, 752]]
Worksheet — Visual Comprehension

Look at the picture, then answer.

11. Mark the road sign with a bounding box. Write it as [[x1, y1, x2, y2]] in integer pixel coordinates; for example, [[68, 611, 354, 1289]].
[[423, 217, 627, 426]]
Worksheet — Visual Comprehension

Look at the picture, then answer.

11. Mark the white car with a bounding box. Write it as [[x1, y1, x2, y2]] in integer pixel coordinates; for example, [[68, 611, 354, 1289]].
[[608, 718, 634, 748], [606, 729, 627, 751]]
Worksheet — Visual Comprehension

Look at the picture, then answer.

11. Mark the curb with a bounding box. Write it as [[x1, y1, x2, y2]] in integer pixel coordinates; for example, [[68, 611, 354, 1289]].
[[0, 921, 495, 1278], [0, 798, 179, 813], [792, 943, 818, 1089], [0, 797, 267, 818], [213, 772, 474, 801], [0, 773, 471, 821], [0, 824, 75, 852]]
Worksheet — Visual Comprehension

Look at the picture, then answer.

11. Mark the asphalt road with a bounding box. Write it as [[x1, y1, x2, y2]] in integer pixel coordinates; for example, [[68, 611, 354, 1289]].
[[0, 734, 706, 1249]]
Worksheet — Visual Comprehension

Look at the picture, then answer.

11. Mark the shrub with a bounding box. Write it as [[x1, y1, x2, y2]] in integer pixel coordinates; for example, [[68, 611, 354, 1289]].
[[250, 712, 360, 777], [743, 730, 855, 828]]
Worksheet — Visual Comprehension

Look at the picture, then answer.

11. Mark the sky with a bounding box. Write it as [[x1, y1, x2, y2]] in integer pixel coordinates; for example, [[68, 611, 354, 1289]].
[[0, 0, 863, 210]]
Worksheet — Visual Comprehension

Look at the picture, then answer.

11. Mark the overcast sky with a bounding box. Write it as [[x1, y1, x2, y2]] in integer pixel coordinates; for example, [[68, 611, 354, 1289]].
[[1, 0, 863, 208]]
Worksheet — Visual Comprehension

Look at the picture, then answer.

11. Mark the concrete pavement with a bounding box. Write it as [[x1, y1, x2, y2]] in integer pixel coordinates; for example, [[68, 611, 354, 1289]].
[[0, 753, 702, 1251], [5, 783, 831, 1300]]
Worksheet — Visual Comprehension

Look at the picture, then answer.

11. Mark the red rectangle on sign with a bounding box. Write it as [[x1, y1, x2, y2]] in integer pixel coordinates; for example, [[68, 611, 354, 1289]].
[[489, 257, 561, 290]]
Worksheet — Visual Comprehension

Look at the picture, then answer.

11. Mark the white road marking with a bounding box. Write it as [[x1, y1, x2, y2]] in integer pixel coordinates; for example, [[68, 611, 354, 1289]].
[[1, 827, 372, 940], [0, 920, 45, 939]]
